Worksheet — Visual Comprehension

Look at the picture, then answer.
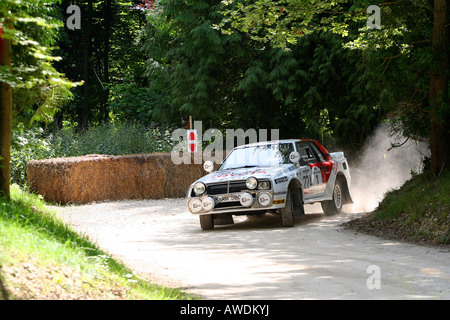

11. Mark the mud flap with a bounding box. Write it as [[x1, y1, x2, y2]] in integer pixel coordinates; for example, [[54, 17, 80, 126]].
[[341, 178, 354, 204], [214, 214, 234, 225]]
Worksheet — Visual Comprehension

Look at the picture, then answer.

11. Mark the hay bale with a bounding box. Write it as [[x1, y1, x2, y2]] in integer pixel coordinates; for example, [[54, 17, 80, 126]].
[[27, 153, 205, 204]]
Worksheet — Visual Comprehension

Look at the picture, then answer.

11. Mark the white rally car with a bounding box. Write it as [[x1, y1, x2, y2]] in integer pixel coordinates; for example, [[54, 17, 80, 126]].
[[186, 139, 353, 230]]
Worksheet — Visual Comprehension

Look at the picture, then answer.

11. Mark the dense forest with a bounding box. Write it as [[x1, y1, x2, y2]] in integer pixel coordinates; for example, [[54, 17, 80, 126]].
[[0, 0, 449, 195]]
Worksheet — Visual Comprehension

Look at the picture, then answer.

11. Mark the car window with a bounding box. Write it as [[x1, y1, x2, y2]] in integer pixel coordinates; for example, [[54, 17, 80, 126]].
[[279, 143, 295, 164], [309, 142, 326, 162], [219, 142, 295, 170], [296, 142, 319, 164]]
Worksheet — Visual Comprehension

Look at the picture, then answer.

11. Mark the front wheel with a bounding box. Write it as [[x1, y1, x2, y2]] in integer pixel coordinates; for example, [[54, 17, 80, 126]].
[[321, 179, 343, 216], [280, 187, 303, 227]]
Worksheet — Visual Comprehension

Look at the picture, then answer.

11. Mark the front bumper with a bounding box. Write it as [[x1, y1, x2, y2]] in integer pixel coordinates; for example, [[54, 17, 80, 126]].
[[186, 190, 285, 215]]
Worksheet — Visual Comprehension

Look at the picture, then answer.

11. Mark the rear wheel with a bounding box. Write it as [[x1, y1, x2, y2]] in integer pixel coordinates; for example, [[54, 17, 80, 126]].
[[200, 214, 214, 230], [321, 179, 343, 216]]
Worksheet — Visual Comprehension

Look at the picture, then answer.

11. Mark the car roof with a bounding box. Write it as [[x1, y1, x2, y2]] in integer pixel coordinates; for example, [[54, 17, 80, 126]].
[[234, 139, 308, 148]]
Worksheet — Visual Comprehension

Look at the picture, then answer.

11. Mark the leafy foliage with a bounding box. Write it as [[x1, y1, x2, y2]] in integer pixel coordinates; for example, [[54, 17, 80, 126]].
[[344, 0, 435, 142], [218, 0, 367, 47], [217, 0, 447, 153], [49, 121, 172, 157], [5, 0, 445, 184], [0, 0, 80, 125], [54, 0, 150, 127], [143, 0, 382, 148], [107, 73, 155, 123], [10, 125, 54, 186]]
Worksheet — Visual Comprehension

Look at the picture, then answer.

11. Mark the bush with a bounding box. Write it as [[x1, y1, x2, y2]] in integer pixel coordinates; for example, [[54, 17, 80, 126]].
[[11, 125, 55, 186], [49, 122, 173, 157]]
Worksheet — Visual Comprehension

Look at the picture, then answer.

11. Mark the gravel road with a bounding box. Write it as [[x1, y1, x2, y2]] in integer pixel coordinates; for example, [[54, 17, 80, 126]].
[[53, 200, 450, 300]]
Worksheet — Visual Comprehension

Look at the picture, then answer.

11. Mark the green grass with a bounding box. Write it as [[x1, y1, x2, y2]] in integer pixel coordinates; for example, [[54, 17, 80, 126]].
[[377, 170, 450, 221], [344, 170, 450, 245], [0, 185, 196, 300]]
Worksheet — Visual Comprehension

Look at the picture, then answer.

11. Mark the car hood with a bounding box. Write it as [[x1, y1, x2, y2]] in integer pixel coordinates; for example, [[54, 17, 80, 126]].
[[195, 165, 291, 185]]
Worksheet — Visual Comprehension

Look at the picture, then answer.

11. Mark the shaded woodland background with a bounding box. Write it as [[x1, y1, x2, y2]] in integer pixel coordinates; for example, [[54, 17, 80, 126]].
[[1, 0, 448, 191]]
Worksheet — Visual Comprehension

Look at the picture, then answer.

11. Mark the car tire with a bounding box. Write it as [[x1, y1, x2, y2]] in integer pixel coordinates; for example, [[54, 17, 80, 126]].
[[280, 188, 295, 227], [200, 214, 214, 230], [321, 178, 343, 216]]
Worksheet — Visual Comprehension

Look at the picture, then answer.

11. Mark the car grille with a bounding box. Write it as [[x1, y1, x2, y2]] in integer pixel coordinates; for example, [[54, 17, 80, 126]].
[[207, 181, 248, 195]]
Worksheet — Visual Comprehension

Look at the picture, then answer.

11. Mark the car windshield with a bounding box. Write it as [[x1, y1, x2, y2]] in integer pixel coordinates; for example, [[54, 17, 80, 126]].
[[219, 143, 294, 170]]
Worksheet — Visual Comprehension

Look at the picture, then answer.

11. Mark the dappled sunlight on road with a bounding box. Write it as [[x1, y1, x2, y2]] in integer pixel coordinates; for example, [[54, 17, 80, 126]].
[[54, 199, 450, 300]]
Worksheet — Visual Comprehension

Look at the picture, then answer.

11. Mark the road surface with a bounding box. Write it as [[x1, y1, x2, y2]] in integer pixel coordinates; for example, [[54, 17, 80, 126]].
[[53, 199, 450, 299]]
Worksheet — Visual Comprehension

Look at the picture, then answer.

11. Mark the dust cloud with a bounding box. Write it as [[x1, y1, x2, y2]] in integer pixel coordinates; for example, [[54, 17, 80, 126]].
[[346, 123, 429, 213]]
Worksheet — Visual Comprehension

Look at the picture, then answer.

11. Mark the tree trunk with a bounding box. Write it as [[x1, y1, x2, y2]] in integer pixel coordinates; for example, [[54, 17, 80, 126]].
[[102, 0, 112, 123], [80, 0, 93, 130], [429, 0, 449, 178], [0, 30, 12, 198]]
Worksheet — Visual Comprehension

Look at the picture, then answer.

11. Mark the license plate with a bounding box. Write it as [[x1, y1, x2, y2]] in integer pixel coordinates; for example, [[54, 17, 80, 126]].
[[218, 195, 240, 202]]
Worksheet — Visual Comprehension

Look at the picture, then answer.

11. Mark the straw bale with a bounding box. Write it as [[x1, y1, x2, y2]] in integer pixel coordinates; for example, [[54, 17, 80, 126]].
[[27, 153, 205, 204]]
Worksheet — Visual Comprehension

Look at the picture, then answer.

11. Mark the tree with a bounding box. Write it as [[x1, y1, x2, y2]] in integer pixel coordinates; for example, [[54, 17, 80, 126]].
[[143, 0, 381, 147], [102, 0, 112, 123], [220, 0, 449, 177], [55, 0, 150, 129], [0, 0, 78, 196], [429, 0, 449, 177], [143, 0, 258, 128], [0, 26, 12, 197]]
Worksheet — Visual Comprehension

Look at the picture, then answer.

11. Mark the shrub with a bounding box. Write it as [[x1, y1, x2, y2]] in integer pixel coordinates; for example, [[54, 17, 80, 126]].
[[10, 126, 55, 186]]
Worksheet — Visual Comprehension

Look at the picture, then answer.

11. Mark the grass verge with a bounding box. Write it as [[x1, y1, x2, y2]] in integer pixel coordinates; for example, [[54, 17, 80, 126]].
[[0, 185, 196, 300], [344, 170, 450, 246]]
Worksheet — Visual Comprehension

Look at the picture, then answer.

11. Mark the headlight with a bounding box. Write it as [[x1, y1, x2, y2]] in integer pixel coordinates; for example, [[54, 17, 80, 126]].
[[193, 182, 206, 195], [258, 181, 270, 190], [246, 177, 258, 190]]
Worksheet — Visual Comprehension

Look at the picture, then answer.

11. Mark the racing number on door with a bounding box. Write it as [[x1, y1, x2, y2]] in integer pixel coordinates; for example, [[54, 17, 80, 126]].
[[302, 174, 311, 189], [302, 166, 322, 191], [311, 166, 322, 187]]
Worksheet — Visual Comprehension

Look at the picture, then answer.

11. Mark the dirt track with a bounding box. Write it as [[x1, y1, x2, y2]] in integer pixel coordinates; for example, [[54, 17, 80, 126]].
[[54, 200, 450, 300]]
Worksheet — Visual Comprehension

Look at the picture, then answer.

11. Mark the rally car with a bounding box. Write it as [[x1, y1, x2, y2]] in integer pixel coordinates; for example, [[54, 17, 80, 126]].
[[186, 139, 353, 230]]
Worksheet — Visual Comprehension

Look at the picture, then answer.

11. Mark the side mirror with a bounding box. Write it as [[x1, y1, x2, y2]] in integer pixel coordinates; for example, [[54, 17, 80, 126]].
[[203, 160, 214, 173]]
